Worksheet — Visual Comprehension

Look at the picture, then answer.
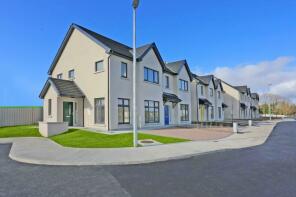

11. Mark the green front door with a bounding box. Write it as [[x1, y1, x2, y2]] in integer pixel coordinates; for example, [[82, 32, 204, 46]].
[[63, 102, 74, 126]]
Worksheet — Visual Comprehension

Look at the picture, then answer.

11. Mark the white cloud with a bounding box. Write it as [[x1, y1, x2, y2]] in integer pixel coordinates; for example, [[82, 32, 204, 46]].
[[211, 56, 296, 102]]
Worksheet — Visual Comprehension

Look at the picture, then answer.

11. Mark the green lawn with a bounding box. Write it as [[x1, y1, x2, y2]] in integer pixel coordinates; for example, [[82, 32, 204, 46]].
[[50, 129, 190, 148], [0, 125, 41, 138]]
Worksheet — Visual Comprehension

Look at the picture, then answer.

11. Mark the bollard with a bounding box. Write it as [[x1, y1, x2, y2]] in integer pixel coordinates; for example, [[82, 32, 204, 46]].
[[248, 120, 252, 127], [233, 122, 238, 133]]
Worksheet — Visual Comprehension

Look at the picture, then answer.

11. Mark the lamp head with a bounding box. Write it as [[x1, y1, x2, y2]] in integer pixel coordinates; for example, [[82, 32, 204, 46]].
[[132, 0, 140, 9]]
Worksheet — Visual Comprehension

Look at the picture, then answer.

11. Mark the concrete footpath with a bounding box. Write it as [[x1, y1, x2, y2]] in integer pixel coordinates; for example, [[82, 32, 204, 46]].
[[0, 121, 278, 166]]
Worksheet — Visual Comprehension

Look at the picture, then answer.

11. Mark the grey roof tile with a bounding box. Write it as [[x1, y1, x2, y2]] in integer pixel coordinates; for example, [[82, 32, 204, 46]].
[[39, 78, 85, 98]]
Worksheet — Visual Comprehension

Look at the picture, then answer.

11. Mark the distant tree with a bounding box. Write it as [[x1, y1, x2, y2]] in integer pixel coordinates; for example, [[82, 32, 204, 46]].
[[259, 93, 296, 116]]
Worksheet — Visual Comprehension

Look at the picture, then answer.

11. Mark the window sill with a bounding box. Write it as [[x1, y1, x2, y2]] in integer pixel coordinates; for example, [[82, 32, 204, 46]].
[[143, 80, 160, 86], [145, 122, 160, 125], [120, 77, 129, 81], [94, 70, 104, 74], [118, 123, 131, 125], [94, 123, 105, 126], [179, 89, 189, 93]]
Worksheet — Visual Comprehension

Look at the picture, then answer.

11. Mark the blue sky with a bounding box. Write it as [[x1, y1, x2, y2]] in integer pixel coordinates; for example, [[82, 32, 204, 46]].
[[0, 0, 296, 106]]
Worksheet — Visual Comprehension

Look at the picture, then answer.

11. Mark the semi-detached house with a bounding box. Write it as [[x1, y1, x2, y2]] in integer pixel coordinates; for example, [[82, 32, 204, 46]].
[[191, 74, 226, 123], [221, 81, 260, 121], [39, 24, 192, 131]]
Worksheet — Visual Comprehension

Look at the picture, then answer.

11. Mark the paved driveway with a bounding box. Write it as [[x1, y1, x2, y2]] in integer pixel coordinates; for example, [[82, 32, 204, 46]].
[[0, 121, 295, 197], [143, 126, 233, 140]]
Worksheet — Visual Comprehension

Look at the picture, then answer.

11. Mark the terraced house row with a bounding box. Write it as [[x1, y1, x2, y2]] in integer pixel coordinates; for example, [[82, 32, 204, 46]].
[[39, 24, 260, 131]]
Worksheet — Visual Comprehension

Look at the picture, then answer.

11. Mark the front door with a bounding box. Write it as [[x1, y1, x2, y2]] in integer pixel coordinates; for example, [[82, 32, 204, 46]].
[[164, 105, 169, 125], [63, 102, 73, 126]]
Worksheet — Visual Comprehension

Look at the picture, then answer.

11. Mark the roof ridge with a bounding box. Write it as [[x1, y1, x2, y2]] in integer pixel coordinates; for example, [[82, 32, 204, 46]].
[[75, 24, 132, 50], [166, 59, 186, 65]]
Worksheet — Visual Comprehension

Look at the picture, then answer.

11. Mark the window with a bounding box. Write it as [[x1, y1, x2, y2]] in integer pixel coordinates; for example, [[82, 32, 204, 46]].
[[179, 79, 188, 91], [95, 60, 104, 72], [68, 69, 75, 79], [210, 106, 214, 119], [121, 62, 127, 78], [180, 104, 189, 121], [165, 76, 169, 88], [144, 67, 159, 84], [210, 88, 214, 97], [57, 73, 63, 79], [218, 107, 222, 119], [48, 99, 52, 116], [94, 98, 105, 124], [118, 98, 130, 124], [200, 86, 204, 95], [145, 100, 159, 123]]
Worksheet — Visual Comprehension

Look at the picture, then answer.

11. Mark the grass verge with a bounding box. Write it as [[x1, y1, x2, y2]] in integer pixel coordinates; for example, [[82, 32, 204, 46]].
[[50, 129, 190, 148], [0, 125, 41, 138]]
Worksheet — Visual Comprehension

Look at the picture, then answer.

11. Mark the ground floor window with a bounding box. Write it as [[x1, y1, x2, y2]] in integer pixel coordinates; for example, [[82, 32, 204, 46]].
[[48, 99, 52, 116], [118, 98, 130, 124], [180, 104, 189, 121], [94, 98, 105, 124], [210, 106, 214, 119], [218, 107, 222, 119], [145, 100, 159, 123]]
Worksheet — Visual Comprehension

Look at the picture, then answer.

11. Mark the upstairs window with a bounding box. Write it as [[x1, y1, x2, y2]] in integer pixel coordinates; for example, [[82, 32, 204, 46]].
[[57, 73, 63, 79], [95, 60, 104, 72], [144, 67, 159, 84], [179, 79, 188, 91], [210, 88, 214, 97], [218, 91, 221, 99], [165, 76, 169, 88], [121, 62, 127, 78], [68, 69, 75, 79], [200, 86, 204, 95]]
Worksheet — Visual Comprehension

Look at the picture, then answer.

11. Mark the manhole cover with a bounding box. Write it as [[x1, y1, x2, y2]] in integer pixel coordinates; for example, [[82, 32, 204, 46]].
[[141, 140, 154, 144], [138, 139, 162, 146]]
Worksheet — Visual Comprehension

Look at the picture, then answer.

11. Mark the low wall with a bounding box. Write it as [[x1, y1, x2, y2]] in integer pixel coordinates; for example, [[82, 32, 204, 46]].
[[39, 122, 68, 137]]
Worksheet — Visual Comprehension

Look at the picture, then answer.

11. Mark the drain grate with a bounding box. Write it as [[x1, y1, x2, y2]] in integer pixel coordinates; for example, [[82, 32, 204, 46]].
[[141, 140, 154, 144]]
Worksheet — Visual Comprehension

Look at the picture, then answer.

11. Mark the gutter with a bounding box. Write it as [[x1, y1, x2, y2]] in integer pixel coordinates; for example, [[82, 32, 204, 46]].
[[107, 55, 111, 131]]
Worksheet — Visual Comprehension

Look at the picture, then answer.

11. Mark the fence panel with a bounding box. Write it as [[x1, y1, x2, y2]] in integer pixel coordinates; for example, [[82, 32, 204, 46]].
[[0, 107, 43, 127]]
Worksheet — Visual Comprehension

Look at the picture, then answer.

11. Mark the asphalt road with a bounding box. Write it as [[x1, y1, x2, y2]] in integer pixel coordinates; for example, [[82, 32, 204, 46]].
[[0, 121, 296, 197]]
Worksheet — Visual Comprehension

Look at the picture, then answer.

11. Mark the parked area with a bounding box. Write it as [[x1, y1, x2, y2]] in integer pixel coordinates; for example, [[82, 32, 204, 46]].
[[143, 127, 232, 141]]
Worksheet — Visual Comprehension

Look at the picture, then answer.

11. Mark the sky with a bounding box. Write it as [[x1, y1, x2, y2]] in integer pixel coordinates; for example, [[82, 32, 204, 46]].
[[0, 0, 295, 106]]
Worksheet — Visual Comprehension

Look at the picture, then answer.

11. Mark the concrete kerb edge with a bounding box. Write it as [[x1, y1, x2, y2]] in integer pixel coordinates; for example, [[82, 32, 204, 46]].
[[6, 122, 277, 166]]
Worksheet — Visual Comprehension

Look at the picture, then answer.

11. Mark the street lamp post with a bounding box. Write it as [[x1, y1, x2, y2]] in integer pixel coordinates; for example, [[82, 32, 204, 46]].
[[268, 83, 272, 121], [132, 0, 139, 147]]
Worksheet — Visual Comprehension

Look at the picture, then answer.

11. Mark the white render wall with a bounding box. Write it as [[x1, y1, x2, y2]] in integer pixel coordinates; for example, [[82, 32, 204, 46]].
[[49, 28, 109, 130], [221, 81, 240, 120]]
